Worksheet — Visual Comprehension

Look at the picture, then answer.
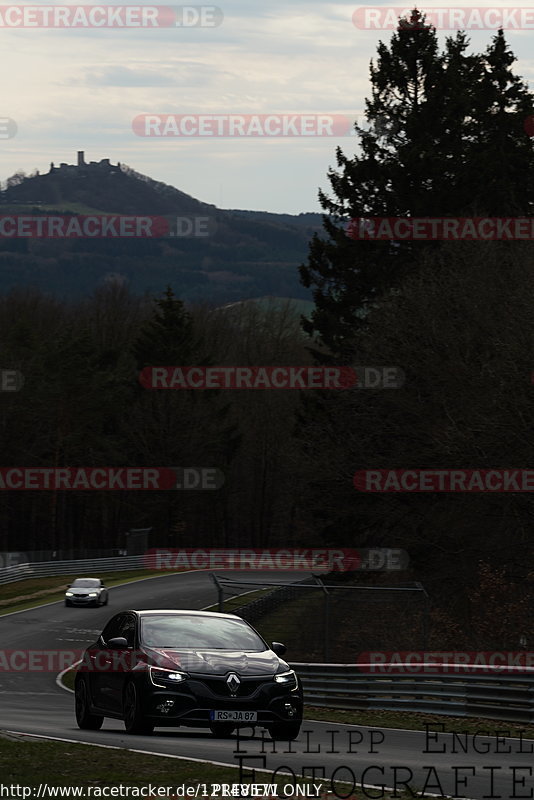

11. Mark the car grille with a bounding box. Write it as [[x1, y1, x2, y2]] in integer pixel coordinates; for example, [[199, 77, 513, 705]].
[[198, 677, 271, 697]]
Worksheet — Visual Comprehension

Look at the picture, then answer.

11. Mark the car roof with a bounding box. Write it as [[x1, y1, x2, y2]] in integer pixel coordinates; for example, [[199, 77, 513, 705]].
[[73, 576, 101, 581], [126, 609, 241, 620]]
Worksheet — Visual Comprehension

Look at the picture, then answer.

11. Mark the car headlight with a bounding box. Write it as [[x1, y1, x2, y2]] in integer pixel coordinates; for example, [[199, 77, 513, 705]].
[[274, 670, 298, 688], [88, 592, 98, 597], [149, 667, 189, 687], [65, 592, 73, 597]]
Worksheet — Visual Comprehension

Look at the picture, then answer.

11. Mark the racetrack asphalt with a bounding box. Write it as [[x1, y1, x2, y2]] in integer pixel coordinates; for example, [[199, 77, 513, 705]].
[[1, 569, 532, 799]]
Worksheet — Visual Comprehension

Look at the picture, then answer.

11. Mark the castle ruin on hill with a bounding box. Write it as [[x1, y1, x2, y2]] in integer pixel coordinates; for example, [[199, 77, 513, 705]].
[[49, 151, 121, 175]]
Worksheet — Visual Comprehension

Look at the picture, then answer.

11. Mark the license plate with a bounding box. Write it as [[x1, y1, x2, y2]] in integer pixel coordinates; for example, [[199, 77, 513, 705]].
[[210, 710, 257, 722]]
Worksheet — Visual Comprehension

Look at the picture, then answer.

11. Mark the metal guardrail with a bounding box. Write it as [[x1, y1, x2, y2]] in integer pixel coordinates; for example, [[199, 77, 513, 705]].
[[211, 574, 315, 622], [0, 553, 319, 587], [0, 555, 148, 585], [0, 549, 126, 567], [292, 663, 534, 724]]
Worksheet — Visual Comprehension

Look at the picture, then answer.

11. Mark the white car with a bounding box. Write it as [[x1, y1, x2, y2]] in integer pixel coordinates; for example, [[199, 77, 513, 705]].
[[65, 577, 109, 608]]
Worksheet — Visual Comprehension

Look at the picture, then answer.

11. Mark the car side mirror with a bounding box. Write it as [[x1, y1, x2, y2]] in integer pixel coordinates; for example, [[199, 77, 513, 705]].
[[66, 584, 71, 588], [271, 642, 287, 656], [107, 637, 128, 649]]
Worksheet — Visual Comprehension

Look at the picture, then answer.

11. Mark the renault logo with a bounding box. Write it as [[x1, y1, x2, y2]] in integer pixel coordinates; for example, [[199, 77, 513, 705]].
[[226, 673, 240, 696]]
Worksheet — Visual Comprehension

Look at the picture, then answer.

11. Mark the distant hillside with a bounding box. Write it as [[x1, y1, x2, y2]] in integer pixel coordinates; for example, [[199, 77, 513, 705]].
[[0, 155, 323, 303], [226, 210, 323, 228], [220, 295, 316, 316]]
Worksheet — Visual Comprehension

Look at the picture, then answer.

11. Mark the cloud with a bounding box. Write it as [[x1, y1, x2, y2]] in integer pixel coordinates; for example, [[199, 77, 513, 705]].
[[79, 62, 220, 87]]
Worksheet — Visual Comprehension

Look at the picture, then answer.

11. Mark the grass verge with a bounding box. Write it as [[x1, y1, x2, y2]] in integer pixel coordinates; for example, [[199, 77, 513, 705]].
[[0, 733, 415, 799], [205, 589, 274, 614], [305, 705, 534, 738], [247, 591, 326, 661]]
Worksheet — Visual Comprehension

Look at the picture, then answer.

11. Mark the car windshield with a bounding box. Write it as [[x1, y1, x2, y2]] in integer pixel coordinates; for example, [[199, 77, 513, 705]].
[[140, 615, 267, 651], [72, 579, 100, 587]]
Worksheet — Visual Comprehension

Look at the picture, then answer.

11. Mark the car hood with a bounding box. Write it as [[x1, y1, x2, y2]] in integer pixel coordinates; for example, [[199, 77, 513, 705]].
[[146, 648, 288, 676], [69, 588, 98, 595]]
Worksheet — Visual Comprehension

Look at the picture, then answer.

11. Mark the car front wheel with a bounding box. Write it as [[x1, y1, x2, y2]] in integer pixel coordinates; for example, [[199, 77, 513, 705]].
[[123, 681, 154, 735], [75, 677, 103, 730]]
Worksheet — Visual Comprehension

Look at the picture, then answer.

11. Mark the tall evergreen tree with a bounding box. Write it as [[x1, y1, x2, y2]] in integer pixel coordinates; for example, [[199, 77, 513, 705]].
[[462, 30, 534, 215], [134, 286, 199, 367], [299, 9, 534, 357]]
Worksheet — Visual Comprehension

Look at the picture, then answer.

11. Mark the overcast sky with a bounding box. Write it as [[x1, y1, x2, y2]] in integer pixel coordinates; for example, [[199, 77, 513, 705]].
[[1, 1, 533, 214]]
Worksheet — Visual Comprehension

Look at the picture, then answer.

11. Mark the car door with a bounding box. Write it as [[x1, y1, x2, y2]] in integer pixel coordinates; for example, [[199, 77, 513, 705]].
[[106, 613, 138, 713], [88, 613, 125, 710]]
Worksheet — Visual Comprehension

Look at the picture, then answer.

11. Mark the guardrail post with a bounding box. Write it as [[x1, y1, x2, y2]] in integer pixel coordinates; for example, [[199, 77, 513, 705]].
[[324, 590, 330, 662], [210, 573, 224, 612], [313, 575, 330, 662], [416, 581, 430, 649]]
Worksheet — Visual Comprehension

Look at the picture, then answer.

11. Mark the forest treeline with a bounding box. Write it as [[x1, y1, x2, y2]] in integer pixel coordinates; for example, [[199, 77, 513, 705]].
[[0, 288, 313, 554]]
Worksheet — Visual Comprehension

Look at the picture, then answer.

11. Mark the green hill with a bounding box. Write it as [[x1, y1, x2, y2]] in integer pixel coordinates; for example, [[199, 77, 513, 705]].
[[0, 157, 323, 303]]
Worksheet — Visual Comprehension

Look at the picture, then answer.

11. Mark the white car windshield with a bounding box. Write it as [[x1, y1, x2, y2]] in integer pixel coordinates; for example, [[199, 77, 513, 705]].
[[72, 579, 100, 588]]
